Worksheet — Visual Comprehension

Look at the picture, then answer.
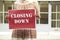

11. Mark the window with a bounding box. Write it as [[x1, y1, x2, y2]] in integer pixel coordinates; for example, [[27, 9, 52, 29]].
[[51, 2, 60, 28], [52, 13, 56, 19], [0, 2, 3, 12], [38, 1, 48, 24], [4, 1, 12, 12], [51, 21, 56, 28], [40, 14, 48, 24], [4, 1, 13, 23], [57, 5, 60, 12], [0, 1, 14, 24], [0, 2, 3, 23], [0, 13, 3, 23]]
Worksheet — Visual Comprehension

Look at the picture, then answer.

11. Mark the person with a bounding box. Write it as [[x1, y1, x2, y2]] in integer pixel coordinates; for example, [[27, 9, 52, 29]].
[[6, 0, 41, 40]]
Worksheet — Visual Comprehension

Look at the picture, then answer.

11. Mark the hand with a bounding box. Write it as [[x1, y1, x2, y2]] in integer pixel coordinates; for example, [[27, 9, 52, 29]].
[[36, 16, 41, 19], [5, 15, 9, 21]]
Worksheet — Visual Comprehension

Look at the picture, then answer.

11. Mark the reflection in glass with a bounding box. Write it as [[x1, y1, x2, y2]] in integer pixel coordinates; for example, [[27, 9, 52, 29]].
[[38, 1, 48, 12], [52, 13, 56, 19], [51, 1, 60, 5], [57, 5, 60, 12], [4, 13, 8, 23], [52, 5, 56, 12], [51, 21, 56, 28], [40, 5, 48, 12], [0, 13, 3, 23], [0, 2, 3, 11], [0, 0, 2, 1], [4, 1, 12, 11], [57, 13, 60, 19], [40, 14, 48, 24], [39, 1, 48, 5], [57, 21, 60, 27]]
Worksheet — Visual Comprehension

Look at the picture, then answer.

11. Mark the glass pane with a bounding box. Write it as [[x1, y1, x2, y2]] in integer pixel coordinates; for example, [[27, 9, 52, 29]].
[[40, 5, 48, 12], [57, 21, 60, 27], [4, 13, 8, 23], [52, 5, 56, 12], [40, 14, 48, 24], [51, 21, 56, 28], [0, 2, 3, 11], [40, 2, 48, 12], [57, 13, 60, 19], [51, 13, 56, 19], [4, 1, 12, 11], [0, 13, 3, 23], [40, 1, 48, 5], [51, 2, 60, 5], [57, 5, 60, 12], [0, 0, 3, 1]]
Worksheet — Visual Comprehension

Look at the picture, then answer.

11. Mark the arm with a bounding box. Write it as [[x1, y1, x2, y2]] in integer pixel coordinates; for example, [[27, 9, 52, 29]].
[[34, 2, 41, 18], [5, 15, 9, 22], [14, 2, 17, 9]]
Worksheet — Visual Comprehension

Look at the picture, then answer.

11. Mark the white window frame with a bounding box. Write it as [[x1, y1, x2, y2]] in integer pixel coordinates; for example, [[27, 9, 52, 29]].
[[50, 2, 60, 31]]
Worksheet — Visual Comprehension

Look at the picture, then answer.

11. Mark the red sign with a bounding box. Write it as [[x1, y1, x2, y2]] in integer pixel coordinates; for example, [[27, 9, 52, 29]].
[[9, 9, 35, 29]]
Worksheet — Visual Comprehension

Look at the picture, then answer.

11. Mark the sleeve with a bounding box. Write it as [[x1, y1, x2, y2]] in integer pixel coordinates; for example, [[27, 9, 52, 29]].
[[14, 2, 17, 9], [34, 2, 41, 18]]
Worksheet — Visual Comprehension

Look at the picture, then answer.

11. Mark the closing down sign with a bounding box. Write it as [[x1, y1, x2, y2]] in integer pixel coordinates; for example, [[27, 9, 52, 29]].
[[9, 9, 35, 29]]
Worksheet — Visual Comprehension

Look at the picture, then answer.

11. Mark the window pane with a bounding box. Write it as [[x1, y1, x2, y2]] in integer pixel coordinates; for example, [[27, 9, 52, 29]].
[[51, 2, 60, 5], [57, 21, 60, 27], [57, 5, 60, 12], [52, 5, 56, 12], [57, 13, 60, 19], [51, 21, 56, 28], [51, 13, 56, 19], [0, 13, 3, 23], [4, 1, 12, 11], [40, 4, 48, 12], [0, 0, 3, 1], [40, 14, 48, 24], [0, 2, 3, 11], [40, 1, 48, 5], [4, 13, 8, 23], [39, 2, 48, 12]]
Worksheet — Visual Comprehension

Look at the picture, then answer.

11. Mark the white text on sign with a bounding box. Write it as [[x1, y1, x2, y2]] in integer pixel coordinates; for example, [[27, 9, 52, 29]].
[[10, 13, 32, 24]]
